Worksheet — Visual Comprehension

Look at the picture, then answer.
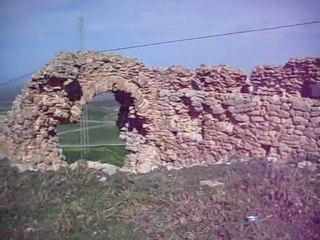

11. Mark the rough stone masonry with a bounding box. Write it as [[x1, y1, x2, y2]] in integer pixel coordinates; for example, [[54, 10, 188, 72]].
[[3, 52, 320, 173]]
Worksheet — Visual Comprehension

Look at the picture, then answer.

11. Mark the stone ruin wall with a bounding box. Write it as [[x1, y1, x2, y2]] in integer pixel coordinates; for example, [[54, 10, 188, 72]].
[[3, 52, 320, 173]]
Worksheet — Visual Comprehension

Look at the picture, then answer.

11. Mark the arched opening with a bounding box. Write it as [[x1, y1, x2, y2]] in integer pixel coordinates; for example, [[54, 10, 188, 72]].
[[3, 52, 158, 171], [301, 81, 320, 99], [56, 90, 139, 167], [240, 83, 256, 94], [261, 144, 271, 155]]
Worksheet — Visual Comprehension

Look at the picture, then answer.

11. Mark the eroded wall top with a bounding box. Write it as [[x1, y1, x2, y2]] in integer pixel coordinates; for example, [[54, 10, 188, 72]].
[[251, 57, 320, 97]]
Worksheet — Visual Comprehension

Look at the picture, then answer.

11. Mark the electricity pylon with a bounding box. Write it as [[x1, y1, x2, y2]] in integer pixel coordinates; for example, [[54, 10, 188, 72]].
[[79, 17, 89, 159]]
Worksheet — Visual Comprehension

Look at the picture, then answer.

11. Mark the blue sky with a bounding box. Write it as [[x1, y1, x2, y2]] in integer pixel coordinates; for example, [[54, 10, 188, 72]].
[[0, 0, 319, 84]]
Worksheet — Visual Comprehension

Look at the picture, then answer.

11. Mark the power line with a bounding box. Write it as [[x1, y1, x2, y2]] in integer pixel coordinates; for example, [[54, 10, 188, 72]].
[[100, 20, 319, 52], [0, 20, 319, 87], [0, 71, 35, 87]]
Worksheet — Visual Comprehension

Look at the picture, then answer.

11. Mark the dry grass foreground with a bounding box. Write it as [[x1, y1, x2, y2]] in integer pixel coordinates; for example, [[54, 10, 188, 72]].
[[0, 158, 319, 240]]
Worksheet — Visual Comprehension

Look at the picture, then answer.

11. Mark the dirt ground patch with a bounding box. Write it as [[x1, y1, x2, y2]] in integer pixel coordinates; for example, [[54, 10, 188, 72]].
[[0, 158, 319, 239]]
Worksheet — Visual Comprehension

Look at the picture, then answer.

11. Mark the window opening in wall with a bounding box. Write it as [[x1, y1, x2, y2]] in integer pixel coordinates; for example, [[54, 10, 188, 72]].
[[301, 81, 320, 99], [171, 130, 178, 136], [57, 92, 127, 167], [181, 96, 201, 119], [240, 83, 256, 94], [261, 144, 271, 155]]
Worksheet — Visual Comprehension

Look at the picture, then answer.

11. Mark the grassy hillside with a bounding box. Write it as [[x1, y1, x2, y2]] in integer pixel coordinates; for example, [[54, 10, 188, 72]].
[[59, 126, 123, 145], [1, 159, 319, 239], [63, 146, 127, 166]]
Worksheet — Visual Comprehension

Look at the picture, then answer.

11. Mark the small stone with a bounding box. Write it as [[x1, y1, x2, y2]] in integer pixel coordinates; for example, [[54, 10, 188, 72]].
[[200, 180, 224, 188], [191, 100, 202, 108], [219, 114, 227, 121], [0, 152, 6, 161], [25, 227, 36, 234], [297, 161, 318, 171], [211, 106, 225, 114], [216, 122, 234, 133], [169, 95, 180, 102], [278, 110, 290, 118], [159, 89, 169, 97], [78, 159, 88, 168], [293, 129, 303, 135], [70, 105, 82, 117], [281, 103, 290, 111], [185, 90, 196, 98], [292, 100, 310, 112], [269, 105, 280, 111], [224, 99, 236, 106], [251, 116, 264, 122], [310, 116, 320, 124], [11, 163, 35, 173], [303, 112, 310, 119], [269, 116, 281, 124], [87, 161, 119, 175], [194, 106, 204, 112], [69, 159, 88, 171], [293, 116, 309, 125], [164, 109, 176, 116], [234, 114, 249, 122], [228, 106, 235, 113], [268, 130, 277, 138], [249, 110, 266, 116], [243, 142, 253, 150], [311, 111, 320, 117], [98, 176, 107, 182], [267, 156, 278, 162]]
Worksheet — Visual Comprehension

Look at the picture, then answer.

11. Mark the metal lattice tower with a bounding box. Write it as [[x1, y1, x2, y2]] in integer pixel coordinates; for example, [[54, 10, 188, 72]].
[[79, 17, 89, 159]]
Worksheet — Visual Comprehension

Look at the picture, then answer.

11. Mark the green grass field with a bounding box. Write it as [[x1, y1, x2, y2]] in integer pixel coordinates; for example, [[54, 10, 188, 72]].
[[63, 146, 127, 166], [57, 121, 99, 132], [57, 104, 126, 166], [2, 159, 319, 239], [86, 106, 118, 121], [58, 126, 123, 145]]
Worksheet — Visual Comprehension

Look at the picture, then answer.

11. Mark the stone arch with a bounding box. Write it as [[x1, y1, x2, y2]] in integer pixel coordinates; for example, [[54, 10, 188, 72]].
[[4, 52, 159, 172]]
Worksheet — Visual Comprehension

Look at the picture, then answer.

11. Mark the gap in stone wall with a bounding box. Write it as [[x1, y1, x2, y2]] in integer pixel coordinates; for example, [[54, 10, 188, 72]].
[[56, 91, 128, 167], [301, 81, 320, 99]]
